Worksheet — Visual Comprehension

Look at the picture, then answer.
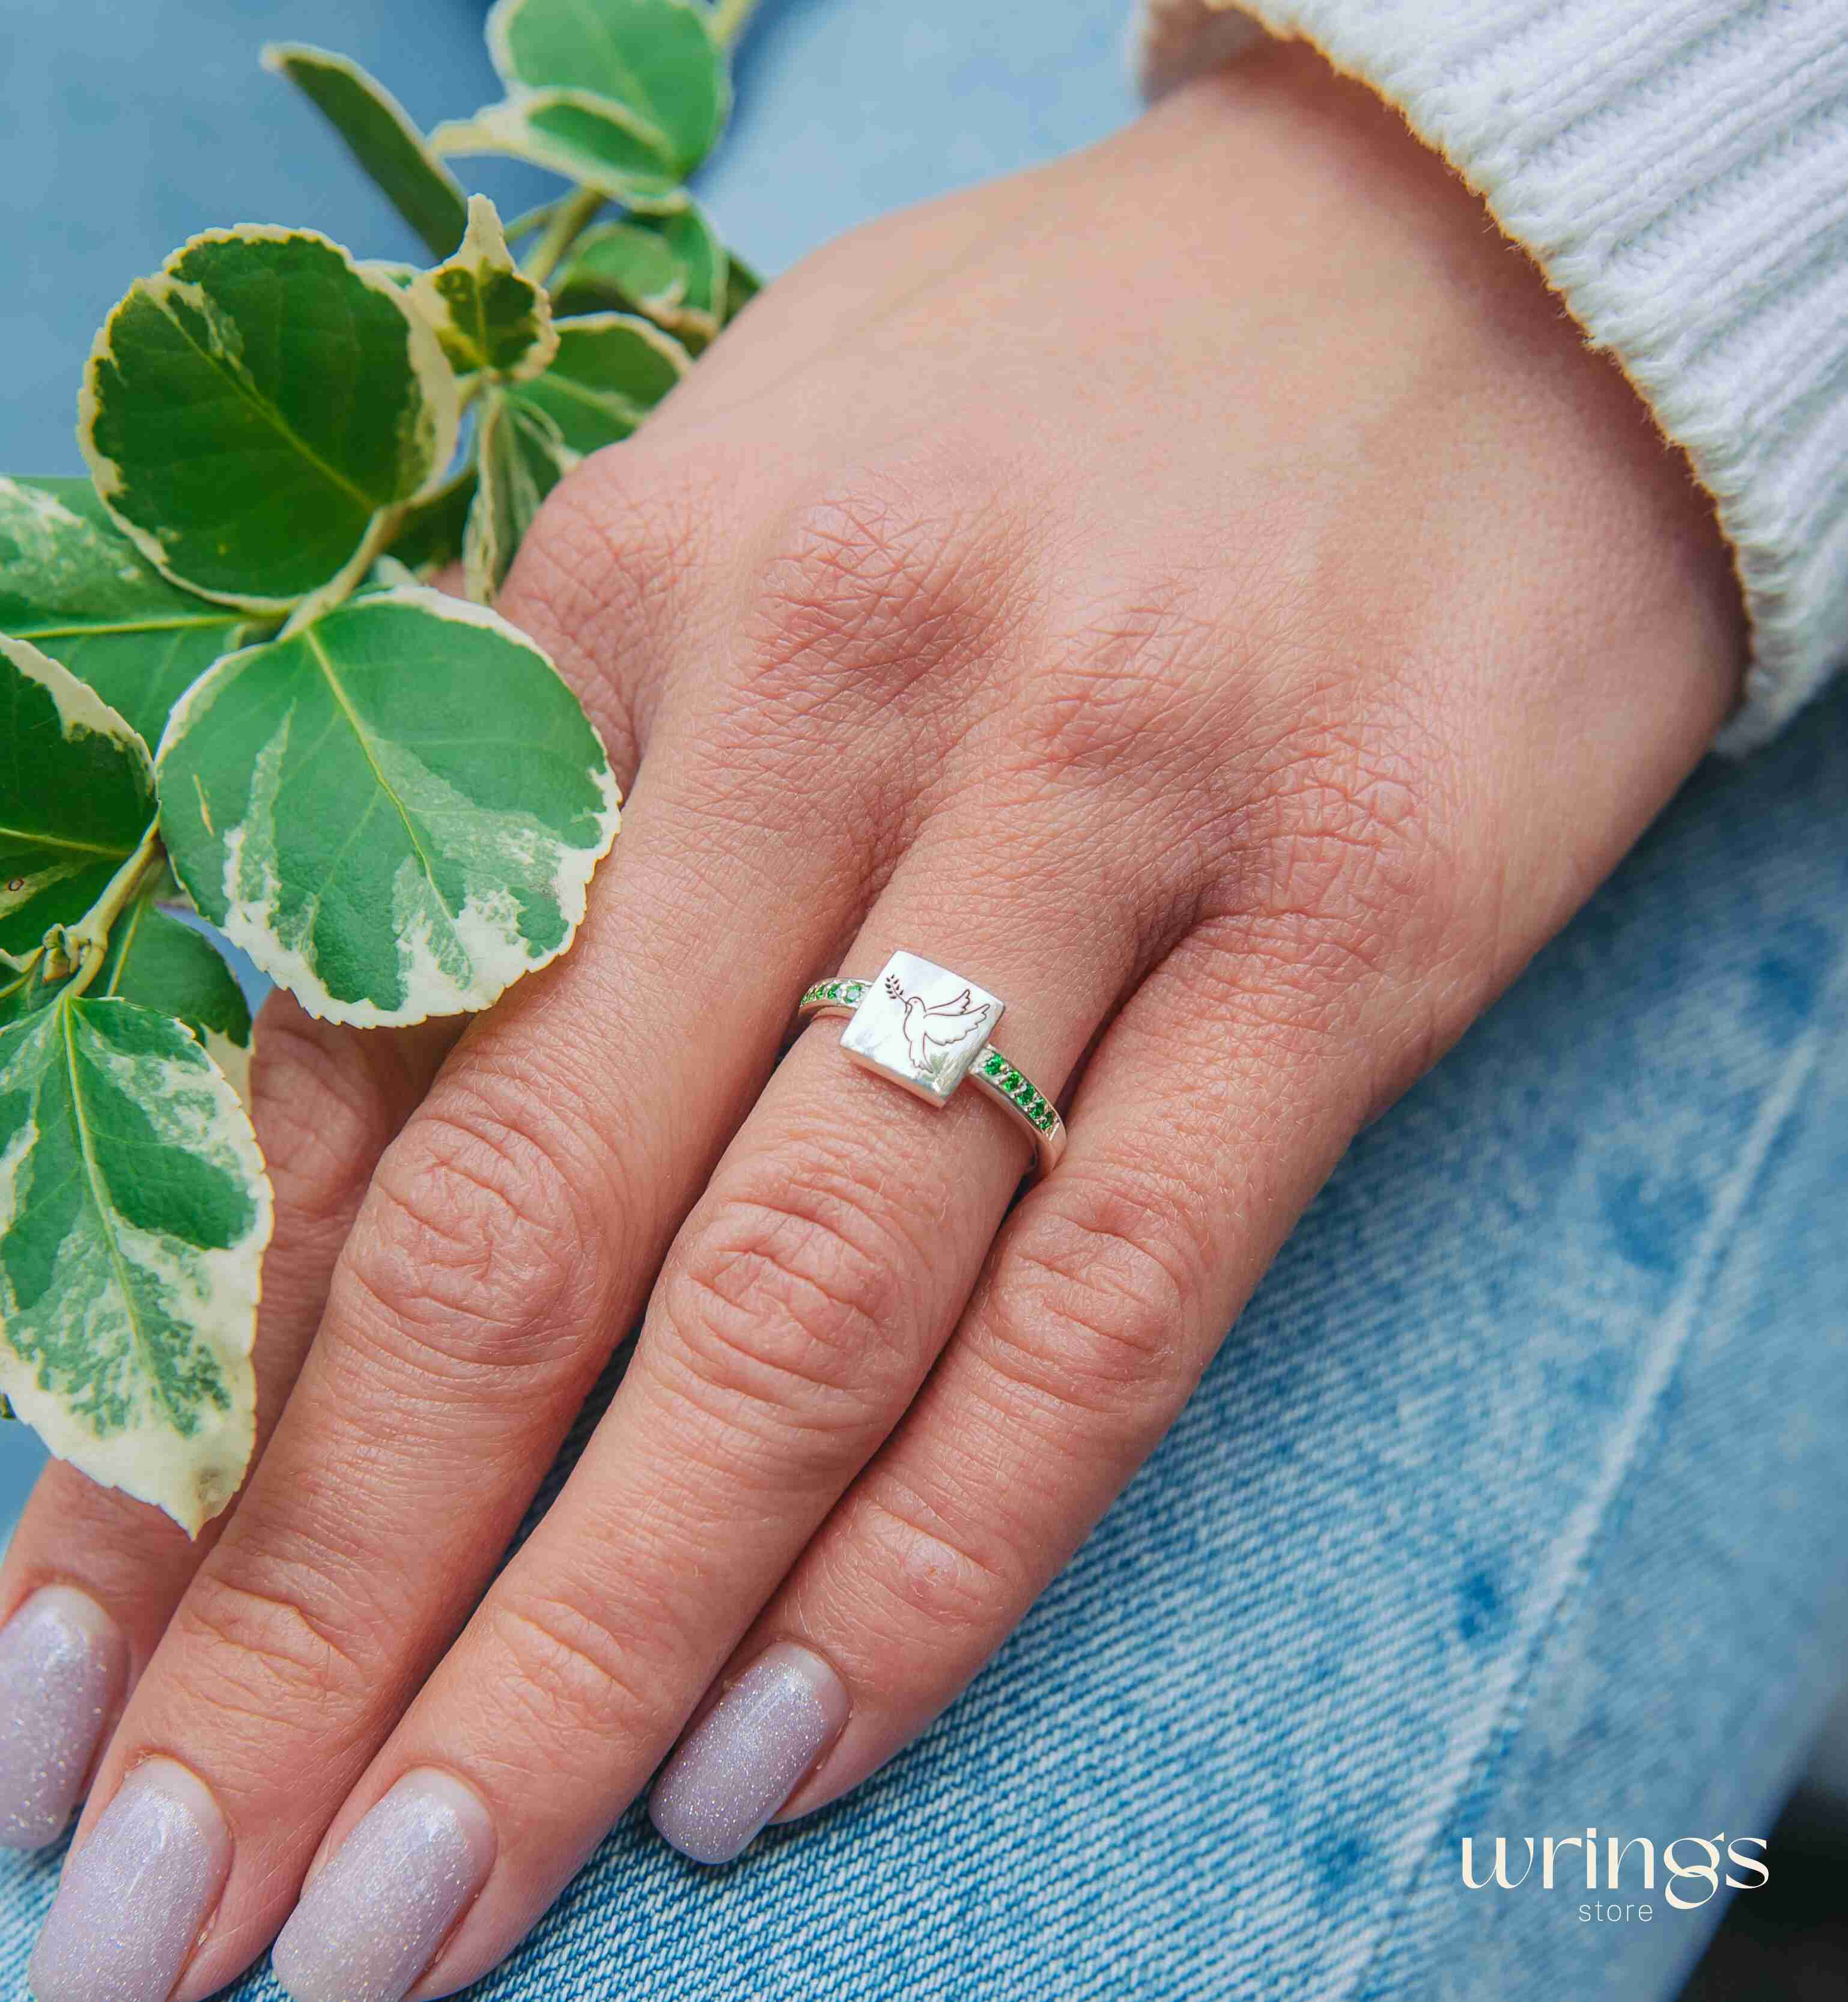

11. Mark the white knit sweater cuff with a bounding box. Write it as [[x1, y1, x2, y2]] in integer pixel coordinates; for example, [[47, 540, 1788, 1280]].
[[1134, 0, 1848, 753]]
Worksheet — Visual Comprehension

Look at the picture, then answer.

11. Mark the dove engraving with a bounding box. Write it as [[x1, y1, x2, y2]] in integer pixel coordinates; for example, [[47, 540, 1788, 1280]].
[[884, 972, 988, 1071]]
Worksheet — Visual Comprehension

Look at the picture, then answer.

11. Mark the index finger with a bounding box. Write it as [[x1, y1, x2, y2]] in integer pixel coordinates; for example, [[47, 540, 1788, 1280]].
[[0, 996, 452, 1849]]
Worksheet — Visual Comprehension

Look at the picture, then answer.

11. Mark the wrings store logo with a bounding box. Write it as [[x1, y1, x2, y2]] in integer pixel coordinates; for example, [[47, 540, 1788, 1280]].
[[1460, 1829, 1769, 1922]]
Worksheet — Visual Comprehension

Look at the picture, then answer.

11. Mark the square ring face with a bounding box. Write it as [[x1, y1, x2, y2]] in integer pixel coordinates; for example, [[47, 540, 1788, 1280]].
[[840, 951, 1005, 1107]]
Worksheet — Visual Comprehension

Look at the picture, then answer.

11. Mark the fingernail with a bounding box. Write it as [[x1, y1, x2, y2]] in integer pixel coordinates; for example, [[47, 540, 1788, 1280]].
[[29, 1757, 229, 2002], [271, 1769, 495, 2002], [649, 1641, 850, 1865], [0, 1586, 126, 1849]]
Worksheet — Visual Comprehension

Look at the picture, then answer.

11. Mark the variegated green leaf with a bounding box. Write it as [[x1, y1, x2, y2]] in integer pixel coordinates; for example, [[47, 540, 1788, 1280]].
[[0, 893, 251, 1095], [723, 248, 762, 323], [639, 204, 725, 344], [512, 312, 687, 456], [386, 465, 479, 579], [466, 395, 578, 603], [262, 43, 470, 260], [81, 228, 461, 612], [557, 204, 724, 345], [0, 994, 270, 1534], [363, 260, 421, 289], [0, 634, 155, 964], [0, 954, 50, 1032], [487, 0, 728, 179], [157, 586, 620, 1026], [409, 196, 558, 386], [91, 894, 253, 1098], [0, 476, 262, 749], [433, 91, 683, 211], [557, 220, 685, 321]]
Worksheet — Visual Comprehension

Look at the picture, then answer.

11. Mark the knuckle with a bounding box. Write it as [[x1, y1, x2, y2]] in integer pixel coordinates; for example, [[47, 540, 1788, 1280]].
[[842, 1477, 1024, 1643], [1021, 583, 1230, 791], [166, 1560, 369, 1726], [652, 1154, 919, 1460], [248, 1003, 397, 1234], [1227, 691, 1462, 1000], [987, 1173, 1204, 1444], [338, 1082, 606, 1383], [478, 1590, 661, 1756], [500, 440, 723, 763], [732, 451, 1023, 750]]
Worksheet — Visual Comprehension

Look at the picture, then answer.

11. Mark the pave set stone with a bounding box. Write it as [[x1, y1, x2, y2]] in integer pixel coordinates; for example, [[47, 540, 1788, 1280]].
[[977, 1047, 1057, 1133], [802, 979, 869, 1009]]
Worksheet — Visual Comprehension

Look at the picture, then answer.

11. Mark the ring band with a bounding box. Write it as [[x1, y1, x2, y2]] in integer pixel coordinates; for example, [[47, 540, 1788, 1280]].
[[797, 949, 1066, 1175]]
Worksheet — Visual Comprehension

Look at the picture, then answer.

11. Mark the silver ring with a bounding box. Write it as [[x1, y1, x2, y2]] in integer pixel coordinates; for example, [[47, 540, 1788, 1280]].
[[797, 950, 1066, 1176]]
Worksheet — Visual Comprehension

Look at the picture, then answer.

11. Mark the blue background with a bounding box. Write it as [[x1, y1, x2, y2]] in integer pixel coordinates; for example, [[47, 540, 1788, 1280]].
[[0, 0, 1137, 1518]]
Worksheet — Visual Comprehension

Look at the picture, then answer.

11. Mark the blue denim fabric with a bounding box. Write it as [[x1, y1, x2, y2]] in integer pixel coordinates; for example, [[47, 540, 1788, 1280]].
[[7, 2, 1848, 1998]]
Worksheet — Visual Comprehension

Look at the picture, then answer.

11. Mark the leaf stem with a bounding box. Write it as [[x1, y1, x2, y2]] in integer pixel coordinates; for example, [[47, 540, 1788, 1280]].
[[524, 186, 606, 287], [502, 199, 562, 246], [55, 823, 165, 999], [710, 0, 762, 50]]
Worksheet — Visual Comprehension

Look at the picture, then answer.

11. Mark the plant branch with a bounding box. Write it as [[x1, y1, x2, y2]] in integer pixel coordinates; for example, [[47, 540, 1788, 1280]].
[[524, 186, 606, 286], [54, 824, 165, 998], [710, 0, 763, 50], [502, 199, 562, 246]]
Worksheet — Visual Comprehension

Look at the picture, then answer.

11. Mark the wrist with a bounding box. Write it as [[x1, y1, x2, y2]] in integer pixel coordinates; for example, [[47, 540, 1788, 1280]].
[[1102, 43, 1745, 871]]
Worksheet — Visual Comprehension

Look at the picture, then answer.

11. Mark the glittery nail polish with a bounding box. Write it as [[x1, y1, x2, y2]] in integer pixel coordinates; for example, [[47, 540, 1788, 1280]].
[[29, 1757, 229, 2002], [270, 1769, 495, 2002], [0, 1586, 126, 1849], [649, 1641, 850, 1866]]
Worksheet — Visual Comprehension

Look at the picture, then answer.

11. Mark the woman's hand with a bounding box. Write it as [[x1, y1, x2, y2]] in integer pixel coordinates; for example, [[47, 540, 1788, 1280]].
[[11, 41, 1743, 2002]]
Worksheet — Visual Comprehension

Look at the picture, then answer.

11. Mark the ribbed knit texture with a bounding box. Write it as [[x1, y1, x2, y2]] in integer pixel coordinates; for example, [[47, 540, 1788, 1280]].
[[1135, 0, 1848, 753]]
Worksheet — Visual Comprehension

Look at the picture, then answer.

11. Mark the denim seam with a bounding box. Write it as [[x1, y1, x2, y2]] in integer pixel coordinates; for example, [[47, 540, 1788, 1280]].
[[1334, 925, 1848, 2002]]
